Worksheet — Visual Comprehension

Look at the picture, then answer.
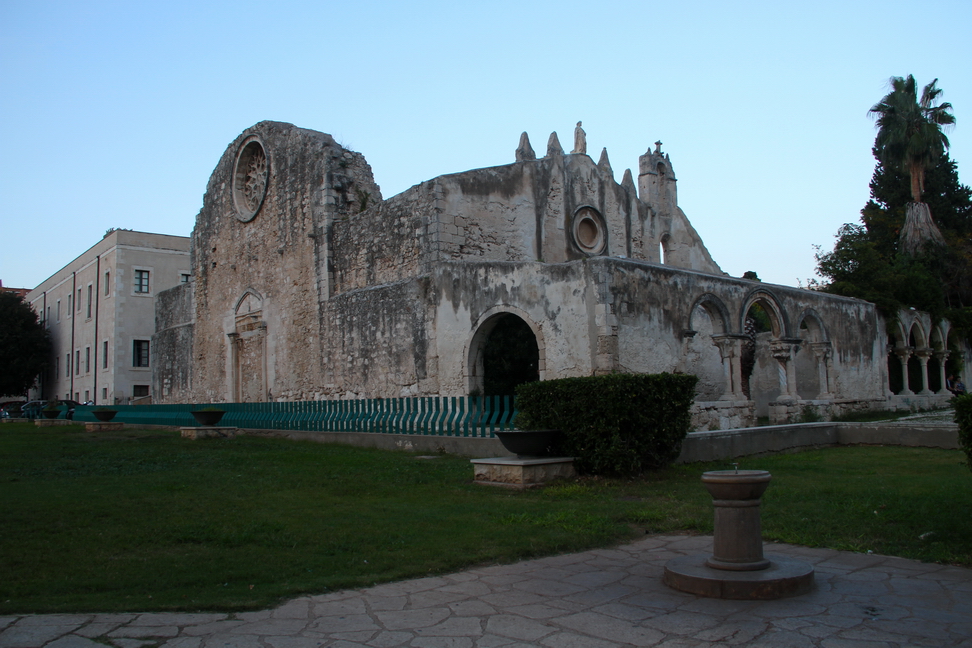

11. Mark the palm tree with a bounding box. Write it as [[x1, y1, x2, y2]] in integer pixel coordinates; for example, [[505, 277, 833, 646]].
[[868, 75, 955, 255]]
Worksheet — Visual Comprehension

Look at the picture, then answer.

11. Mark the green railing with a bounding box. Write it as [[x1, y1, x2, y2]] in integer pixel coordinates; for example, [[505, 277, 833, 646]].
[[74, 396, 517, 437]]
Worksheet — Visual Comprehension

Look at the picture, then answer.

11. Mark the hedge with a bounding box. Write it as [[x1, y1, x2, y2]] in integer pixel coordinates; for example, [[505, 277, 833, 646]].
[[954, 394, 972, 473], [515, 373, 698, 476]]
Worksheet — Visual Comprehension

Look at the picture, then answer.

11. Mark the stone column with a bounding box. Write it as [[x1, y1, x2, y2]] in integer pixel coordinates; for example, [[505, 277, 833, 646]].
[[935, 350, 950, 395], [893, 347, 914, 395], [914, 348, 934, 395], [810, 342, 834, 399], [713, 335, 746, 401], [769, 339, 799, 402]]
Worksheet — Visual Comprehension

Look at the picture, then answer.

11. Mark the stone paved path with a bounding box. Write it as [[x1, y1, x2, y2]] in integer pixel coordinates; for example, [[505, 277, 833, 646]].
[[1, 535, 970, 647]]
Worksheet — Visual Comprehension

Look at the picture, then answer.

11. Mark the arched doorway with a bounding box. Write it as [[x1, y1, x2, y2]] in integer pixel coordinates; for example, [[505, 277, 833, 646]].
[[468, 312, 541, 397]]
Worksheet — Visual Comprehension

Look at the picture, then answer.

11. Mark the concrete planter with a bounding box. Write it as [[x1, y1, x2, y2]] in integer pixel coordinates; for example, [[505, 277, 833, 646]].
[[93, 410, 118, 422], [494, 429, 560, 457], [191, 410, 226, 426]]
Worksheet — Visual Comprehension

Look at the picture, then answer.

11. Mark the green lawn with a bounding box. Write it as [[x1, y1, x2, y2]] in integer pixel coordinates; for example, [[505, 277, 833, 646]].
[[1, 422, 970, 614]]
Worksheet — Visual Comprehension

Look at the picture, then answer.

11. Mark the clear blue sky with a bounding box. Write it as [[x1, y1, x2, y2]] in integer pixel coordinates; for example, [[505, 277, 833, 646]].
[[2, 0, 970, 290]]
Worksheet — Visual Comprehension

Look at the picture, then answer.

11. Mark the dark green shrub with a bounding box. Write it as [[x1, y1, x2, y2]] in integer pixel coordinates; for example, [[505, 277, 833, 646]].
[[953, 394, 972, 473], [515, 373, 698, 476]]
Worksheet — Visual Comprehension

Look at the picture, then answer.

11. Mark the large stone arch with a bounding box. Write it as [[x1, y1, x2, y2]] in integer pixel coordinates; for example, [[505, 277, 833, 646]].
[[740, 288, 798, 415], [687, 293, 731, 336], [739, 288, 789, 338], [795, 308, 832, 399], [684, 293, 739, 400], [465, 306, 545, 396]]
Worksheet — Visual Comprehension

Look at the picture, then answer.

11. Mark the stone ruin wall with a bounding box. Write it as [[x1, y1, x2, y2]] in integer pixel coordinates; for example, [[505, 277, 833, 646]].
[[185, 121, 381, 403]]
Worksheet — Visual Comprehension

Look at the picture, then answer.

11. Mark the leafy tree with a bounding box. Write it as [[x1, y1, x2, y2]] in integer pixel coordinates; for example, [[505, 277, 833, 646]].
[[870, 75, 955, 204], [868, 75, 955, 255], [0, 291, 51, 397], [816, 83, 971, 325]]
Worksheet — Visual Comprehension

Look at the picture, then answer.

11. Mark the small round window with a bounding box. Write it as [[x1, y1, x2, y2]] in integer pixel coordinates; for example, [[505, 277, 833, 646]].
[[571, 207, 607, 255], [233, 138, 269, 222]]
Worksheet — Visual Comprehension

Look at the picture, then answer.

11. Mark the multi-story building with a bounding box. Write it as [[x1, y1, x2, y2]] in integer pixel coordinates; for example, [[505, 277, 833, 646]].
[[26, 230, 190, 405]]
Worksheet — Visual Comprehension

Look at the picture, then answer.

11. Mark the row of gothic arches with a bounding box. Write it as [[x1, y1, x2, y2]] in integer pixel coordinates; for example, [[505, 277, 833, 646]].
[[887, 317, 959, 396]]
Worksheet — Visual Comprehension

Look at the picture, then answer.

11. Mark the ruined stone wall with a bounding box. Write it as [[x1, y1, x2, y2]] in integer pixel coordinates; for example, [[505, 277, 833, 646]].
[[186, 121, 380, 403], [153, 282, 194, 403]]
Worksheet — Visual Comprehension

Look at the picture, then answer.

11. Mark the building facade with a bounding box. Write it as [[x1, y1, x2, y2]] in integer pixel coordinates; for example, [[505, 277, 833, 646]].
[[27, 230, 190, 405], [153, 121, 962, 427]]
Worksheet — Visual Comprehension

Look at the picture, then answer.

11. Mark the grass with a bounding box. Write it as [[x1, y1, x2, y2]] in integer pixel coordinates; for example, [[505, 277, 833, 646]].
[[1, 423, 970, 614]]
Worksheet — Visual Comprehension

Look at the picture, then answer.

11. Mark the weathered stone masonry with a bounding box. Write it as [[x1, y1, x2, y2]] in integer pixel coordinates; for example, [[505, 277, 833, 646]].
[[154, 120, 960, 427]]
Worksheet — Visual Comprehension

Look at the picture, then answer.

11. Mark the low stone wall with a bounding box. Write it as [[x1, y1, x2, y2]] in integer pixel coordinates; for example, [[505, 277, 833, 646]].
[[677, 421, 959, 463], [246, 429, 507, 457]]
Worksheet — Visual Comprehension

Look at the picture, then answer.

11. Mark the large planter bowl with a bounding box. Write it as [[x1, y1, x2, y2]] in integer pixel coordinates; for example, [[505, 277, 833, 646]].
[[42, 409, 60, 419], [494, 429, 560, 458], [192, 410, 226, 426], [93, 410, 117, 422], [701, 470, 771, 501]]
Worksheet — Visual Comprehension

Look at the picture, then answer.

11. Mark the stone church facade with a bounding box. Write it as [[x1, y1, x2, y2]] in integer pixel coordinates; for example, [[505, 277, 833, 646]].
[[154, 121, 959, 428]]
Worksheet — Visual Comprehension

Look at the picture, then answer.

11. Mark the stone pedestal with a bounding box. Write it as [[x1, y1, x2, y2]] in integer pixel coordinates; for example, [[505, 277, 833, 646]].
[[180, 427, 237, 440], [470, 457, 575, 488], [34, 419, 73, 427], [85, 421, 124, 432], [664, 469, 814, 599]]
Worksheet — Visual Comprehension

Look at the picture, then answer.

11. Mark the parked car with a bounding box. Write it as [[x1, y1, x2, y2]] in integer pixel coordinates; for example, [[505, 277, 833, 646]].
[[20, 400, 46, 419], [20, 400, 80, 420], [0, 401, 26, 418]]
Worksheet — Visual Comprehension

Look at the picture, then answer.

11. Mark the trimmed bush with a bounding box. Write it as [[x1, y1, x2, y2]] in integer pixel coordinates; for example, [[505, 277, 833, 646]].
[[953, 394, 972, 473], [515, 373, 698, 476]]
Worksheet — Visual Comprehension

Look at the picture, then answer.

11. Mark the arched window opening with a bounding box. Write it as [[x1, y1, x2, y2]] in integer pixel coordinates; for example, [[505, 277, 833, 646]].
[[907, 330, 923, 395], [481, 314, 540, 397]]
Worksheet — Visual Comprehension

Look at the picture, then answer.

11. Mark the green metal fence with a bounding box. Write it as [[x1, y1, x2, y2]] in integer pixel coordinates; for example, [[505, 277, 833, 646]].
[[74, 396, 518, 437]]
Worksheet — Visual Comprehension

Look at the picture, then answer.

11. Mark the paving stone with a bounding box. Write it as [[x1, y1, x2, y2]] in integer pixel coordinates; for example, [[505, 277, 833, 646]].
[[74, 622, 123, 637], [130, 613, 228, 626], [366, 630, 413, 646], [108, 625, 180, 639], [224, 618, 309, 635], [0, 620, 14, 633], [361, 596, 407, 612], [159, 638, 203, 648], [0, 625, 81, 647], [691, 618, 768, 644], [484, 614, 556, 642], [502, 604, 569, 620], [110, 639, 157, 648], [447, 600, 496, 617], [641, 610, 721, 635], [201, 634, 265, 648], [414, 617, 483, 638], [409, 637, 473, 648], [512, 579, 585, 598], [480, 591, 546, 608], [539, 630, 622, 647], [588, 602, 655, 622], [180, 620, 245, 636], [552, 611, 665, 646], [307, 614, 379, 634], [265, 637, 340, 648], [408, 590, 470, 608], [438, 581, 493, 597], [374, 608, 451, 631], [39, 637, 105, 648], [272, 599, 311, 619]]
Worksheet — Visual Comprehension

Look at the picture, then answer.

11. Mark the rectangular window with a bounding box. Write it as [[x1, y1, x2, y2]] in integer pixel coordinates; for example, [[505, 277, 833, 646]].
[[102, 387, 107, 401], [84, 390, 89, 402], [66, 353, 71, 377], [75, 350, 80, 375], [67, 294, 72, 316], [133, 340, 150, 367], [86, 285, 92, 319], [85, 347, 90, 373], [77, 289, 81, 311], [55, 356, 59, 378], [180, 273, 190, 283], [133, 385, 150, 398], [134, 270, 150, 294], [56, 299, 61, 322], [104, 271, 110, 296], [46, 306, 50, 326], [103, 340, 108, 368]]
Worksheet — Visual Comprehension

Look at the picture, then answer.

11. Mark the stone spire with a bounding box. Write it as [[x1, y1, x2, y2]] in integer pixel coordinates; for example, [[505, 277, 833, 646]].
[[621, 169, 636, 192], [597, 148, 612, 174], [546, 132, 564, 157], [515, 132, 536, 162]]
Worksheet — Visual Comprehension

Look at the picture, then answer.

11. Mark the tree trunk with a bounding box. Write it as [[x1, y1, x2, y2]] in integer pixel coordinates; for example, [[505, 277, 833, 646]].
[[899, 202, 945, 257]]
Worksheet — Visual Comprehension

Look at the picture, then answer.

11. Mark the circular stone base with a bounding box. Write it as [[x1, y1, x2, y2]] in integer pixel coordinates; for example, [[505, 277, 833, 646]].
[[664, 554, 814, 600]]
